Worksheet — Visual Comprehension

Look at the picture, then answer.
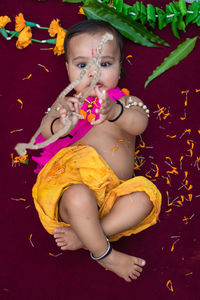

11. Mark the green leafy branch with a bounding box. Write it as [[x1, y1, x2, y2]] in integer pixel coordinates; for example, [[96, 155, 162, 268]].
[[145, 36, 198, 87], [82, 1, 169, 47], [64, 0, 200, 38]]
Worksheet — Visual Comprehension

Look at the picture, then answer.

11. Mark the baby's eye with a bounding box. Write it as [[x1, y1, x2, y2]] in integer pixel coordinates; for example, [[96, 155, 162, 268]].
[[101, 62, 111, 67], [77, 63, 86, 68]]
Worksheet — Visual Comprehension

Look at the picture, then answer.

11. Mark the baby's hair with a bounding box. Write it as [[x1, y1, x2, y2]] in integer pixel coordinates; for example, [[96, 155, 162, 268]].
[[64, 19, 124, 62]]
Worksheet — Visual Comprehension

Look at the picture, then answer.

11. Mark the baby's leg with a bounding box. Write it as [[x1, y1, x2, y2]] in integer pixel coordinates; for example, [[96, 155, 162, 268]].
[[55, 184, 146, 282], [101, 191, 153, 237], [55, 190, 152, 248]]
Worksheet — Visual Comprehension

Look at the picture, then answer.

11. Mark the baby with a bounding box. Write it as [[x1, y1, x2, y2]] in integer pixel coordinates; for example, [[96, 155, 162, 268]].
[[32, 20, 162, 282]]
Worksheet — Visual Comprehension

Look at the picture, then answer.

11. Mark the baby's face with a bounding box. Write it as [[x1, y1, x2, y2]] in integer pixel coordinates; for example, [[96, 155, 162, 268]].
[[65, 32, 121, 97]]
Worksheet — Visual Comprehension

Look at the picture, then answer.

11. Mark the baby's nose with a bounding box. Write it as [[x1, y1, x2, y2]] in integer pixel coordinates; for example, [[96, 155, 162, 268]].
[[87, 66, 95, 77]]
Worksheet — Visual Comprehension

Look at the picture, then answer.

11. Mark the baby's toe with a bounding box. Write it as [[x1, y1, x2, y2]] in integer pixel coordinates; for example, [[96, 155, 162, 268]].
[[135, 258, 146, 267], [129, 273, 137, 280], [57, 241, 67, 247], [54, 227, 66, 234], [133, 270, 141, 278], [124, 276, 132, 283], [61, 245, 69, 250]]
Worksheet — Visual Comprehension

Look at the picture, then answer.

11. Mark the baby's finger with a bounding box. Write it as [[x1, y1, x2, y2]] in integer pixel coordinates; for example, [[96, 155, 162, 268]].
[[74, 102, 80, 113], [60, 114, 67, 125], [76, 92, 82, 99], [95, 86, 105, 100]]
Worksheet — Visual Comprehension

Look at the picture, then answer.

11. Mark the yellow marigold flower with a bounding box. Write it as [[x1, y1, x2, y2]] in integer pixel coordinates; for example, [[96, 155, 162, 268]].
[[54, 27, 66, 56], [48, 19, 62, 37], [15, 13, 26, 32], [78, 8, 85, 15], [16, 26, 32, 49], [0, 16, 11, 28]]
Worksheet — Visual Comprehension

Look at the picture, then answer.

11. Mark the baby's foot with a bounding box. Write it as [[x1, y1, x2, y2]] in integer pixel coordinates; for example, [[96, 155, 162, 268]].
[[54, 227, 84, 250], [97, 249, 146, 282]]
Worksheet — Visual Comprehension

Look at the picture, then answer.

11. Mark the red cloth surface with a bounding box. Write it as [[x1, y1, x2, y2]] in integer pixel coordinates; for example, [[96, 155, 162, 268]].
[[0, 1, 200, 299]]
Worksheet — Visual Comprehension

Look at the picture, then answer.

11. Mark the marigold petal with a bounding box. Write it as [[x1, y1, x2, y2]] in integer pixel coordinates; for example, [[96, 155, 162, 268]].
[[78, 8, 85, 15], [48, 18, 61, 37], [16, 26, 32, 49], [0, 16, 11, 28], [121, 88, 130, 96], [87, 113, 96, 123], [15, 13, 25, 32], [53, 28, 66, 56]]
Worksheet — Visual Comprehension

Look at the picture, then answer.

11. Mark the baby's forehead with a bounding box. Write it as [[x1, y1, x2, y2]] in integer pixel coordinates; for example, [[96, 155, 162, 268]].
[[70, 30, 117, 42], [68, 31, 119, 53]]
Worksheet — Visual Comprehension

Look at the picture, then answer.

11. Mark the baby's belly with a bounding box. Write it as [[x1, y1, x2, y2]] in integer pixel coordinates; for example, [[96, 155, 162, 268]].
[[71, 125, 136, 180], [98, 146, 135, 180]]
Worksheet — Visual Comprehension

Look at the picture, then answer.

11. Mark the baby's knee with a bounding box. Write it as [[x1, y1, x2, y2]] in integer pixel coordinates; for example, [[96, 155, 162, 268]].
[[132, 191, 153, 210], [61, 184, 95, 210], [138, 191, 153, 210]]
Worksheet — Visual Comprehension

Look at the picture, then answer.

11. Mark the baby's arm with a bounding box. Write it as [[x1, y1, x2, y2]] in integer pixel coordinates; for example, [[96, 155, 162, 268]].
[[41, 95, 82, 139], [92, 87, 149, 136], [120, 95, 149, 135]]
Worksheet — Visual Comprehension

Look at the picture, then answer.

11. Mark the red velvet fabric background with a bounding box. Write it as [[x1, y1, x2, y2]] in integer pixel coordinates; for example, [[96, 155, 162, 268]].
[[0, 1, 200, 299]]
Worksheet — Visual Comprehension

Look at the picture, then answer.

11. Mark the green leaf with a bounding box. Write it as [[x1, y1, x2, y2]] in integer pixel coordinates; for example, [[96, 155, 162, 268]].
[[178, 0, 187, 16], [139, 3, 147, 25], [177, 15, 185, 31], [128, 3, 140, 21], [156, 7, 167, 30], [147, 4, 156, 28], [144, 36, 198, 88], [169, 2, 179, 16], [166, 4, 175, 24], [185, 1, 199, 25], [82, 0, 169, 47], [122, 3, 130, 16], [171, 18, 180, 38], [193, 14, 200, 26], [115, 0, 123, 13]]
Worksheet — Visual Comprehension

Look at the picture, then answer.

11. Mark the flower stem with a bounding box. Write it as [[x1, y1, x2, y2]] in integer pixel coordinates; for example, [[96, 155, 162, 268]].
[[38, 26, 49, 30], [30, 38, 43, 43]]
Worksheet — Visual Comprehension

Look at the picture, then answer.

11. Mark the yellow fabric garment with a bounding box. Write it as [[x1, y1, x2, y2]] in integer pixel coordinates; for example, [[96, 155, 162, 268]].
[[32, 145, 162, 242]]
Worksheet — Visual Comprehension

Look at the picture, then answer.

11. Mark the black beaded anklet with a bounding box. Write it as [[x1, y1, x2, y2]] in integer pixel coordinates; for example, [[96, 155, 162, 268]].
[[90, 237, 112, 261], [50, 117, 73, 139], [108, 99, 124, 122]]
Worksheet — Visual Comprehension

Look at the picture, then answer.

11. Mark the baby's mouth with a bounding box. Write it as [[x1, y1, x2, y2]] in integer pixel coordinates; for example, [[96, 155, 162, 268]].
[[96, 82, 103, 88]]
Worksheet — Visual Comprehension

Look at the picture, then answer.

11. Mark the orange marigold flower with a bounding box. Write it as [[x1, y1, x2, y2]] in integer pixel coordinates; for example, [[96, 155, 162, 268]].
[[121, 88, 130, 96], [15, 13, 26, 32], [0, 16, 11, 28], [54, 27, 66, 56], [16, 26, 32, 49], [48, 18, 62, 37], [78, 8, 85, 15]]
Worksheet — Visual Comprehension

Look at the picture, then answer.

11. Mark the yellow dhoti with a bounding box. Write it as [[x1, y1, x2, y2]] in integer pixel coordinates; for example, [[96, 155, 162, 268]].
[[32, 145, 162, 241]]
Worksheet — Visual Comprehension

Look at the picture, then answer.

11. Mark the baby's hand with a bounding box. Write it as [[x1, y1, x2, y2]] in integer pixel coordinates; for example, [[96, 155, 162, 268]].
[[91, 86, 116, 125], [57, 93, 82, 128]]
